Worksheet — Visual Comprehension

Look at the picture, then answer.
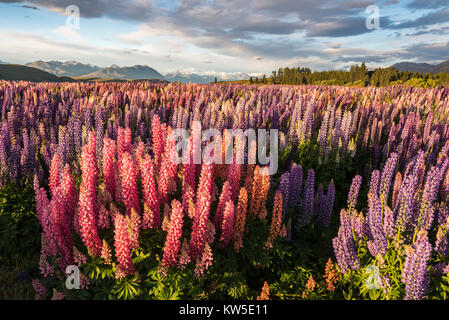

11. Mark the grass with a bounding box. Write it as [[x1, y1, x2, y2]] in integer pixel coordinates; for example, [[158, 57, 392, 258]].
[[0, 252, 40, 300]]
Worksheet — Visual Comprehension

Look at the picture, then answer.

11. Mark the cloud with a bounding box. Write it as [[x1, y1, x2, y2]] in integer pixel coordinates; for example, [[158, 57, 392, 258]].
[[389, 8, 449, 30], [0, 0, 153, 20], [407, 0, 448, 9]]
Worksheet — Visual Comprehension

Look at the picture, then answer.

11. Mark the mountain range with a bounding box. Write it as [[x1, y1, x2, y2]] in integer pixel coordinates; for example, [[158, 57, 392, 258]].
[[21, 60, 256, 83], [391, 61, 449, 73]]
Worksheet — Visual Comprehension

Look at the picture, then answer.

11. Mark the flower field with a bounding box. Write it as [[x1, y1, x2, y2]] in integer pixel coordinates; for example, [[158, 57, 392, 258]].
[[1, 80, 449, 300]]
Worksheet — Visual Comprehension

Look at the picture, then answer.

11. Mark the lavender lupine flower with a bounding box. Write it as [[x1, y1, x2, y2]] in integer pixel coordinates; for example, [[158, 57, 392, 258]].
[[332, 209, 360, 274], [288, 163, 303, 207], [379, 152, 398, 202], [318, 180, 335, 227], [367, 195, 387, 256], [278, 171, 290, 220], [298, 169, 315, 228], [395, 151, 425, 232], [417, 158, 449, 230], [401, 229, 432, 300], [347, 175, 362, 209], [368, 170, 380, 197], [435, 227, 448, 257]]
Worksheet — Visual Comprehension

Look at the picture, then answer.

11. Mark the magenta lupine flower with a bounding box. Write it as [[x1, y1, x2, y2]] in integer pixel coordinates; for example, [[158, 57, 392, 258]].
[[347, 175, 362, 209], [141, 155, 160, 229], [227, 162, 242, 201], [51, 186, 74, 270], [114, 213, 135, 277], [158, 127, 178, 204], [213, 181, 232, 229], [194, 242, 214, 278], [182, 136, 196, 216], [35, 187, 58, 257], [162, 199, 184, 268], [78, 134, 102, 256], [102, 138, 117, 201], [119, 152, 140, 216], [402, 229, 432, 300], [61, 164, 77, 228], [117, 126, 132, 164], [127, 208, 141, 249], [49, 153, 61, 196], [151, 114, 164, 170], [190, 164, 213, 260], [220, 200, 235, 247], [32, 279, 47, 300]]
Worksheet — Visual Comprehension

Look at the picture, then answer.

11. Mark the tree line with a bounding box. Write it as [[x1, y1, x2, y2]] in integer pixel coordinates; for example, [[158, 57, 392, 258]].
[[266, 63, 449, 87]]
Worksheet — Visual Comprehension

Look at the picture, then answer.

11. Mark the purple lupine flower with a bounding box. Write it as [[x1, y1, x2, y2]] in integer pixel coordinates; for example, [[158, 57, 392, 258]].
[[279, 171, 290, 220], [367, 195, 387, 256], [314, 184, 324, 218], [395, 151, 425, 232], [332, 209, 360, 274], [379, 152, 398, 202], [417, 158, 449, 230], [435, 227, 448, 257], [368, 170, 380, 197], [383, 205, 395, 238], [318, 180, 335, 227], [401, 229, 432, 300], [298, 169, 315, 227], [288, 163, 303, 207], [347, 175, 362, 209]]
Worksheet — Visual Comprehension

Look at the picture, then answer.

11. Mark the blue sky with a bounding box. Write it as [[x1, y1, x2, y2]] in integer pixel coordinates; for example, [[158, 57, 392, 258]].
[[0, 0, 448, 75]]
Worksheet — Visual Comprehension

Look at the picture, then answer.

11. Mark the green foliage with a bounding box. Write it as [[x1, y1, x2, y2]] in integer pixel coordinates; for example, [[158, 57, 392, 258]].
[[0, 183, 40, 255]]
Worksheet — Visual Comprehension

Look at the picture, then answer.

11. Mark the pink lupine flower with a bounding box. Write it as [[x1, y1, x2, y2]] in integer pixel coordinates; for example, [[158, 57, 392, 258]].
[[119, 152, 140, 216], [158, 127, 178, 204], [227, 162, 242, 201], [35, 187, 58, 257], [114, 213, 134, 278], [97, 202, 110, 229], [162, 199, 185, 268], [190, 164, 214, 260], [213, 181, 232, 229], [182, 136, 196, 217], [134, 141, 146, 180], [141, 155, 160, 229], [220, 200, 235, 247], [39, 254, 55, 278], [194, 242, 214, 278], [51, 289, 65, 300], [49, 153, 61, 196], [32, 279, 47, 300], [101, 239, 112, 265], [127, 208, 141, 249], [61, 164, 77, 228], [151, 114, 164, 170], [117, 126, 132, 164], [73, 246, 87, 267], [51, 186, 74, 270], [102, 138, 117, 201], [78, 134, 102, 256], [178, 239, 191, 269]]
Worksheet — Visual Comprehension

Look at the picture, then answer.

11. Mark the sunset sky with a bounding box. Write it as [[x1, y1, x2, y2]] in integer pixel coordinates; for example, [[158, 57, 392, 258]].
[[0, 0, 448, 74]]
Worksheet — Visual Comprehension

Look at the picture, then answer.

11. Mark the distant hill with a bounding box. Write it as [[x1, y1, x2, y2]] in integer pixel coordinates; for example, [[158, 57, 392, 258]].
[[26, 60, 101, 77], [433, 61, 449, 74], [164, 71, 216, 84], [391, 60, 449, 74], [391, 62, 436, 73], [0, 64, 74, 82], [83, 64, 165, 80]]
